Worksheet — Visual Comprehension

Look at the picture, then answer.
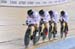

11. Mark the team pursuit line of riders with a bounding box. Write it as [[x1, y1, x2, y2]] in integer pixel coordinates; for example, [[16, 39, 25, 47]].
[[24, 9, 69, 48]]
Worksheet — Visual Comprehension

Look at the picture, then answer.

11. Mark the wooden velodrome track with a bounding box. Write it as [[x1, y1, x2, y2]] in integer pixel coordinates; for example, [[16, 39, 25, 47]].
[[0, 0, 75, 49]]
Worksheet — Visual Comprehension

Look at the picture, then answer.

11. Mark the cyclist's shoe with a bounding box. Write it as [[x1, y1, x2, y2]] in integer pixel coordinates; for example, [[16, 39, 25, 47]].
[[41, 32, 43, 36], [30, 35, 33, 40]]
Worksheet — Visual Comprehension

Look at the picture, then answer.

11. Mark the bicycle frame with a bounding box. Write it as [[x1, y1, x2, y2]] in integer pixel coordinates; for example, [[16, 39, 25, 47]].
[[41, 24, 45, 33]]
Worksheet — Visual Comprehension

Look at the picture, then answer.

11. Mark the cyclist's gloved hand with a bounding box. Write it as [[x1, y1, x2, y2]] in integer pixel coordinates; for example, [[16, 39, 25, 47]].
[[62, 19, 64, 22], [26, 23, 28, 25], [40, 19, 44, 24], [41, 19, 43, 21], [59, 19, 61, 22], [26, 20, 28, 25]]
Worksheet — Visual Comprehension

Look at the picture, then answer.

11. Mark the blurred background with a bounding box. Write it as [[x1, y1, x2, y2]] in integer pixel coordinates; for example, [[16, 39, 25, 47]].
[[0, 0, 75, 43]]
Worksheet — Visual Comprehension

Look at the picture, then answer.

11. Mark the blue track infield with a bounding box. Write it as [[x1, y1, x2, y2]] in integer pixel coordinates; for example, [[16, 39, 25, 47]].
[[36, 37, 75, 49]]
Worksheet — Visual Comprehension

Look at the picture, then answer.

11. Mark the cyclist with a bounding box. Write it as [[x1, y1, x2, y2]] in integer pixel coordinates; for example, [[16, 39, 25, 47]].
[[49, 10, 58, 39], [39, 9, 50, 40], [26, 9, 40, 40], [59, 10, 69, 38]]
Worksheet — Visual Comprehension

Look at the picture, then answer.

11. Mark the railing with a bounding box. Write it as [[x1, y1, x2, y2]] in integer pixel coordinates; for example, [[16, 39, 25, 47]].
[[0, 0, 70, 7]]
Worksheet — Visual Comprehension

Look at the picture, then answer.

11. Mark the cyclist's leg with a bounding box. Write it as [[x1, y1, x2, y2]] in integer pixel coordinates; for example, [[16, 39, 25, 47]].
[[61, 27, 63, 38], [53, 23, 57, 38], [37, 25, 41, 41], [64, 22, 68, 37], [53, 32, 56, 38], [34, 24, 39, 32], [41, 24, 45, 32], [54, 23, 57, 34], [60, 22, 63, 38], [48, 21, 52, 40], [45, 23, 49, 36], [30, 26, 35, 40], [66, 22, 68, 32], [42, 23, 48, 40], [41, 24, 45, 36], [33, 24, 40, 45]]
